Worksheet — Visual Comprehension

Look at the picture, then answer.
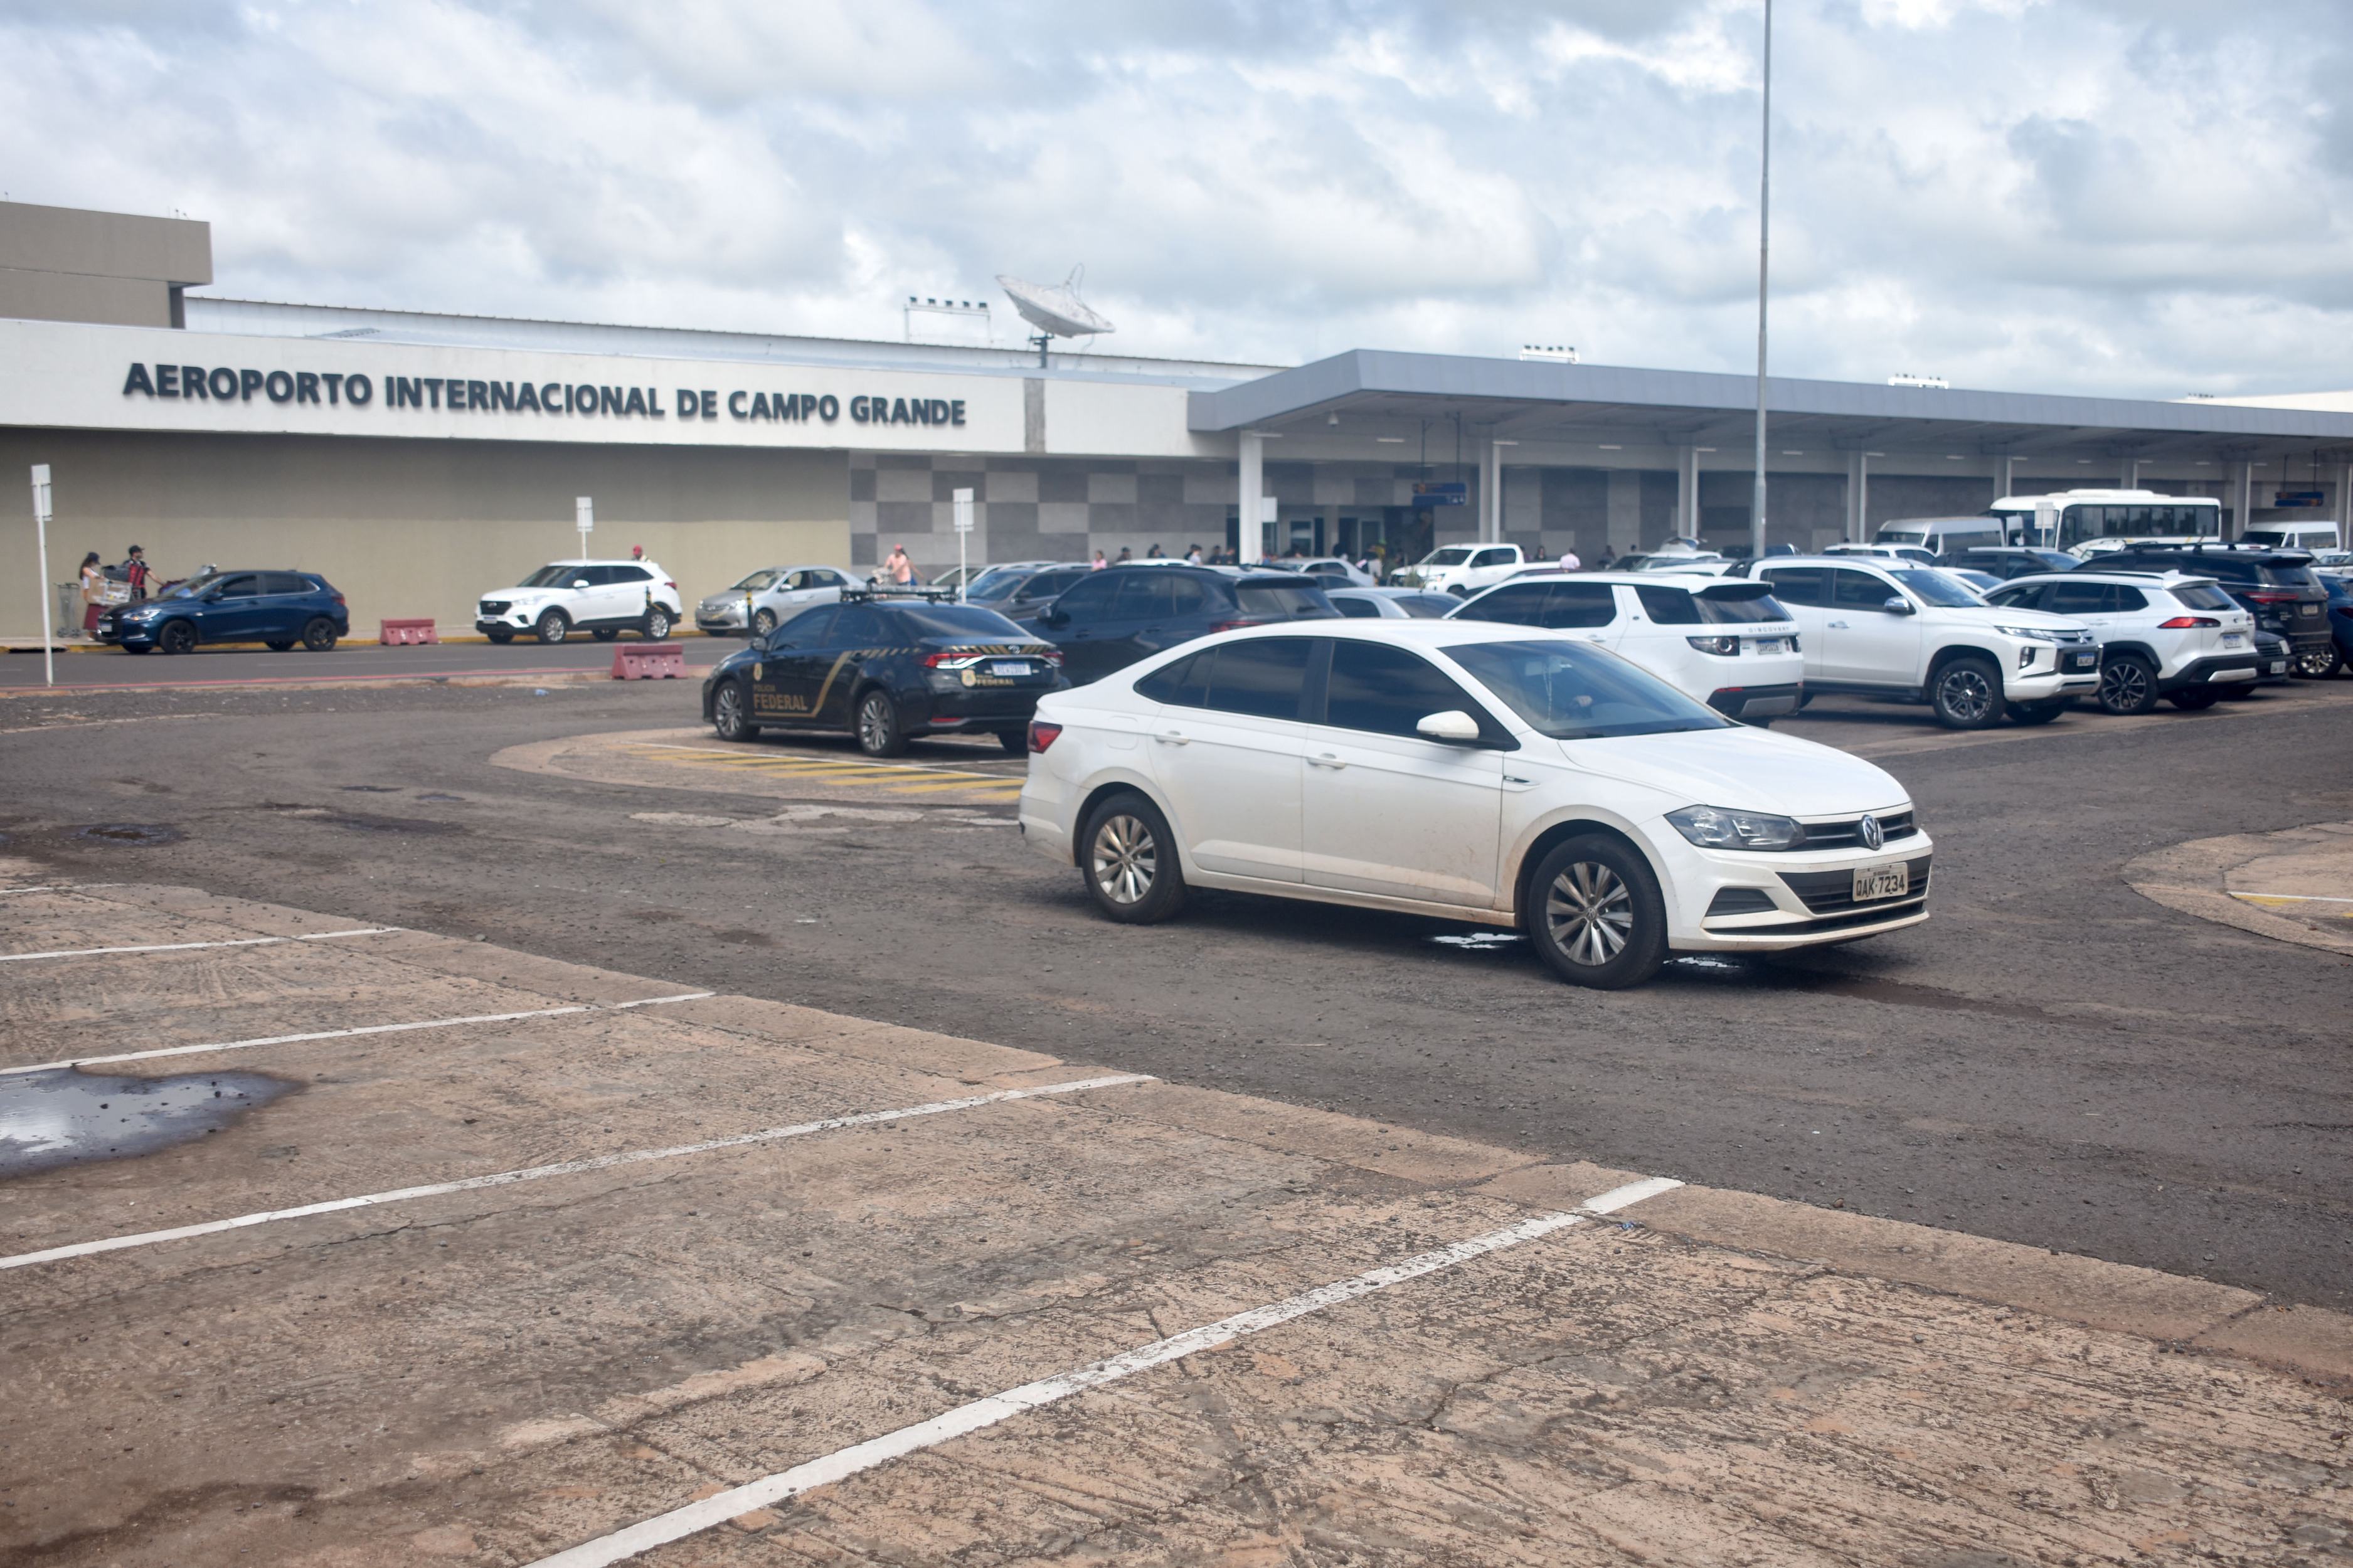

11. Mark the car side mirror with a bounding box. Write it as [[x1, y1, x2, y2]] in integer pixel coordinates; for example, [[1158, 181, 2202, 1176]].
[[1416, 710, 1482, 744], [1882, 596, 1915, 615], [572, 578, 592, 590], [1041, 608, 1068, 628]]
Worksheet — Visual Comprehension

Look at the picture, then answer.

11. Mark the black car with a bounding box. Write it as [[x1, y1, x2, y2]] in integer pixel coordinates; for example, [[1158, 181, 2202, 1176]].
[[2095, 546, 2333, 672], [1940, 547, 2079, 580], [98, 569, 349, 655], [967, 563, 1093, 627], [700, 590, 1068, 756], [2322, 573, 2352, 677], [1028, 564, 1339, 684]]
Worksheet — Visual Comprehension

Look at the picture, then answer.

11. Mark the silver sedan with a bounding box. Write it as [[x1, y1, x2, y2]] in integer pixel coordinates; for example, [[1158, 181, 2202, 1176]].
[[695, 565, 858, 637]]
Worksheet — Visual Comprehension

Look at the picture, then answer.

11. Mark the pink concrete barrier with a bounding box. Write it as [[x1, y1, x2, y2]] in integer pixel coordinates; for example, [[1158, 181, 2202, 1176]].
[[378, 618, 439, 646], [613, 642, 685, 680]]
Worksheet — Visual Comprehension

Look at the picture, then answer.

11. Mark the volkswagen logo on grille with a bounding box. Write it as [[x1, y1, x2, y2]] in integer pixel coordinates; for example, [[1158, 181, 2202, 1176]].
[[1858, 813, 1884, 852]]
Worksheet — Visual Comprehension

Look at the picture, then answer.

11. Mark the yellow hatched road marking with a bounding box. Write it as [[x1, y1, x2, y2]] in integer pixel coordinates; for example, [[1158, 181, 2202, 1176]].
[[882, 778, 1026, 795], [619, 744, 1022, 788]]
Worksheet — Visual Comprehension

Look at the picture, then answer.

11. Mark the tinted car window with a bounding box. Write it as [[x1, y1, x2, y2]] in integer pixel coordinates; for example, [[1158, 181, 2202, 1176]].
[[1332, 597, 1381, 618], [1107, 575, 1163, 618], [1694, 585, 1793, 623], [263, 573, 312, 595], [1233, 583, 1332, 619], [2264, 564, 2322, 590], [1759, 566, 1827, 606], [1021, 570, 1084, 599], [214, 575, 261, 598], [1830, 569, 1893, 607], [1325, 641, 1486, 739], [613, 566, 652, 583], [1984, 584, 2044, 610], [1395, 594, 1458, 618], [1134, 649, 1210, 706], [830, 608, 886, 645], [519, 564, 576, 588], [1887, 569, 1987, 607], [2110, 585, 2148, 611], [1452, 584, 1548, 625], [1633, 585, 1700, 625], [1202, 638, 1312, 721], [772, 606, 837, 646], [2170, 583, 2236, 612], [2048, 580, 2114, 616], [1447, 640, 1731, 740], [1049, 576, 1118, 619], [1472, 548, 1514, 569], [1544, 583, 1620, 628]]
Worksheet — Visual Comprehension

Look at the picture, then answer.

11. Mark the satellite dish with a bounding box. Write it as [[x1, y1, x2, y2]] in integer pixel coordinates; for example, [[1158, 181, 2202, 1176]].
[[997, 267, 1113, 364]]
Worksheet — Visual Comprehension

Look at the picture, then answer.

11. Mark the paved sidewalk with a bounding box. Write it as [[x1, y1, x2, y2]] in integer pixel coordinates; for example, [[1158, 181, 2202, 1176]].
[[2128, 820, 2353, 956], [1, 882, 2347, 1565]]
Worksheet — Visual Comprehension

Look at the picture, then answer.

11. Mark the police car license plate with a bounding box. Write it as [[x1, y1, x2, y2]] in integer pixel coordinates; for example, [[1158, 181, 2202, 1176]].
[[989, 660, 1033, 677], [2222, 633, 2245, 647], [2064, 650, 2098, 670], [1753, 638, 1784, 654], [1854, 862, 1908, 903]]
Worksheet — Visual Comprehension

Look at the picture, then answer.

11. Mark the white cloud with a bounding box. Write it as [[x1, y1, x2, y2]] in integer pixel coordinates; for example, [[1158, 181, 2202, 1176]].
[[0, 0, 2348, 396]]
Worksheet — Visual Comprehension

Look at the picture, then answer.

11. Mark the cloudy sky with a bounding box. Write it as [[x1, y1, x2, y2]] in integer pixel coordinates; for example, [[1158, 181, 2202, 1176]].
[[5, 0, 2348, 397]]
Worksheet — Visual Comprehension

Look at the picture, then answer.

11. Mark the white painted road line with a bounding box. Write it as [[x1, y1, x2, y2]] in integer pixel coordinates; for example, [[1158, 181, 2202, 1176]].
[[0, 926, 400, 963], [524, 1175, 1684, 1568], [0, 993, 717, 1078], [2231, 890, 2353, 904], [0, 885, 69, 896], [0, 1073, 1155, 1273]]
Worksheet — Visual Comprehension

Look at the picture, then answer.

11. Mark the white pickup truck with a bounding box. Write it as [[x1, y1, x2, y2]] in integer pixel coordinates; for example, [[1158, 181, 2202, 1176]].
[[1398, 543, 1524, 596]]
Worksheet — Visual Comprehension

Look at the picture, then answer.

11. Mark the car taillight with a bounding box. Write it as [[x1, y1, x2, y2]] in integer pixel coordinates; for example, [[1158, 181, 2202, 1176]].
[[1028, 720, 1063, 754], [1038, 648, 1064, 666], [2246, 591, 2298, 605], [664, 581, 676, 591], [1686, 635, 1740, 655], [332, 594, 347, 607], [924, 650, 985, 669], [1206, 618, 1269, 634], [2156, 616, 2218, 628]]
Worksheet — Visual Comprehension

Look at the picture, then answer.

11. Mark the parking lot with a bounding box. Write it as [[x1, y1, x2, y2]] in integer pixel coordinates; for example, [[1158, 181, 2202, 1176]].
[[4, 669, 2352, 1562]]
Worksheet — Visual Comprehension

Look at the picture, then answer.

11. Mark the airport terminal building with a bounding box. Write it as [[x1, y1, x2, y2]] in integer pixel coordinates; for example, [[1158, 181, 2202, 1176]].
[[8, 201, 2353, 633]]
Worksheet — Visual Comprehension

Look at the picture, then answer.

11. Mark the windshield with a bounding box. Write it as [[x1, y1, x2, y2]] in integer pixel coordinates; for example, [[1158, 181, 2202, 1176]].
[[1446, 639, 1733, 741], [1888, 569, 1986, 608], [159, 571, 221, 600], [890, 604, 1032, 638], [2171, 583, 2237, 612], [518, 564, 581, 588], [730, 570, 785, 592], [965, 568, 1031, 599], [1420, 548, 1475, 568]]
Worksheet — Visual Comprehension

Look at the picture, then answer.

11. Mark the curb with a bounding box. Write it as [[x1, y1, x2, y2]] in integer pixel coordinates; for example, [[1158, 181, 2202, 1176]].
[[2127, 823, 2353, 959]]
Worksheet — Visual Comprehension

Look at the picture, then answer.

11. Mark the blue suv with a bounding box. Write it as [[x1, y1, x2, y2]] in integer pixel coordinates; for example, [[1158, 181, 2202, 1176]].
[[100, 569, 350, 655]]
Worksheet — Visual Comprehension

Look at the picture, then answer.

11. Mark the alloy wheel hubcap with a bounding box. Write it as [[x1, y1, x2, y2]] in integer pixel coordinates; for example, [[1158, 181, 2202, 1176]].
[[1546, 861, 1632, 967], [1940, 668, 1993, 721], [717, 689, 741, 730], [2103, 664, 2148, 708], [859, 698, 890, 748], [1092, 815, 1156, 904]]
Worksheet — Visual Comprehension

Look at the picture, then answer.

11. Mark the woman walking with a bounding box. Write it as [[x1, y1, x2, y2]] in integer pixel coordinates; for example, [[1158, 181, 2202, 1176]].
[[78, 551, 106, 637]]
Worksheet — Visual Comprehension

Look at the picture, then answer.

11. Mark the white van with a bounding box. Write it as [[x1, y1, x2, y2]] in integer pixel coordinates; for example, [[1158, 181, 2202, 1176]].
[[1981, 490, 2223, 558], [2242, 521, 2342, 553], [1872, 516, 2005, 559]]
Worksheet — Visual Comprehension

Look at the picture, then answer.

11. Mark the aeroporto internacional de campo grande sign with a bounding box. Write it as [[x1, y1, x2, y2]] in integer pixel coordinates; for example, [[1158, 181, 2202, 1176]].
[[118, 361, 967, 428]]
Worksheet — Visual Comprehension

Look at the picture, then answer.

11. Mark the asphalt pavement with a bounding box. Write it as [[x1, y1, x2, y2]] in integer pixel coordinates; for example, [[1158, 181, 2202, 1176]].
[[5, 672, 2350, 1312]]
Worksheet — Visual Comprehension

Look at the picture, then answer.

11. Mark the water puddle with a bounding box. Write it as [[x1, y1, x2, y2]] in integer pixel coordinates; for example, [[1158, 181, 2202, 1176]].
[[0, 1067, 297, 1178], [73, 823, 183, 846], [1431, 933, 1523, 951]]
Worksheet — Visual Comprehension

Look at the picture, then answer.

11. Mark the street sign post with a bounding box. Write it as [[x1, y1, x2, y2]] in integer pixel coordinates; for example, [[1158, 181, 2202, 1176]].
[[30, 464, 55, 687], [952, 488, 974, 601], [576, 496, 593, 560]]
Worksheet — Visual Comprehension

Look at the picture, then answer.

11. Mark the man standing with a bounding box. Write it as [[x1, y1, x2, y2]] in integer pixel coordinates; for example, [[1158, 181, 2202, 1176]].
[[1558, 548, 1582, 571], [884, 544, 915, 586], [123, 545, 152, 601]]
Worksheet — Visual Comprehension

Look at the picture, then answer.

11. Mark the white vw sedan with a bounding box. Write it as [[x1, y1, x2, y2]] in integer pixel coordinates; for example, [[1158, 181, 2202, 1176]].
[[1019, 622, 1931, 989]]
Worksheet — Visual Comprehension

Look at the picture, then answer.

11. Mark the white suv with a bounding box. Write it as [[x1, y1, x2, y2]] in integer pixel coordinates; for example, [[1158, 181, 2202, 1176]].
[[1981, 570, 2259, 714], [475, 559, 684, 645], [1399, 543, 1525, 596], [1449, 571, 1805, 722], [1750, 556, 2099, 728]]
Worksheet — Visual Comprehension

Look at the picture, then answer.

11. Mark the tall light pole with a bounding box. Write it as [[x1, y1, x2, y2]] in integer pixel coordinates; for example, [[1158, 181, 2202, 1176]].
[[1751, 0, 1773, 562], [30, 464, 55, 687]]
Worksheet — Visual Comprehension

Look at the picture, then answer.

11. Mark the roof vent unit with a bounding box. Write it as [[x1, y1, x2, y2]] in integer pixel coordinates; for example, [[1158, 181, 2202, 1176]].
[[1520, 344, 1579, 363], [903, 294, 993, 346]]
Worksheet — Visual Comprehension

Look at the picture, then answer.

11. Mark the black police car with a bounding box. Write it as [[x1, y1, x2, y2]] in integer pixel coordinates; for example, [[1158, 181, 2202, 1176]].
[[99, 569, 349, 655], [1030, 563, 1339, 683], [2093, 545, 2334, 674], [700, 588, 1068, 756]]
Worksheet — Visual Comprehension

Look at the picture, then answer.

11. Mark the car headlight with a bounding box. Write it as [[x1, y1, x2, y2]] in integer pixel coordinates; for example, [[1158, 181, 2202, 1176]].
[[1993, 625, 2062, 643], [1666, 804, 1804, 851]]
